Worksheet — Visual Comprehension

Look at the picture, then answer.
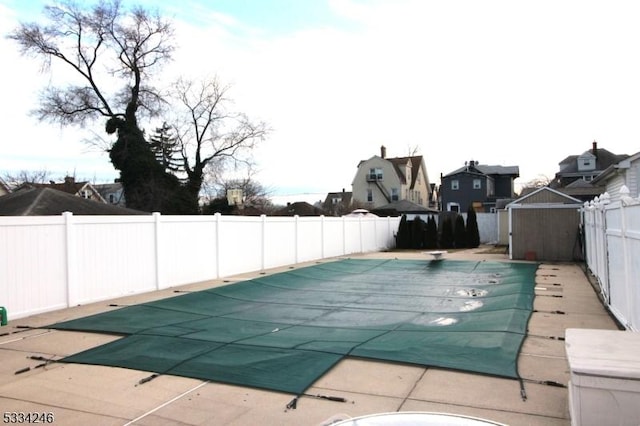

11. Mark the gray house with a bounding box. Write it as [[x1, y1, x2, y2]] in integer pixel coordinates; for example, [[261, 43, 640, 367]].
[[440, 160, 519, 213], [550, 141, 629, 202]]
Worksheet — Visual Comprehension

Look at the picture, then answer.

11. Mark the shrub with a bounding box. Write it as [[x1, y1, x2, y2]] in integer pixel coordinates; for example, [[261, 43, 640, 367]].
[[466, 206, 480, 248], [454, 214, 466, 248], [440, 216, 454, 249], [411, 217, 426, 249], [396, 215, 410, 248], [425, 216, 438, 249]]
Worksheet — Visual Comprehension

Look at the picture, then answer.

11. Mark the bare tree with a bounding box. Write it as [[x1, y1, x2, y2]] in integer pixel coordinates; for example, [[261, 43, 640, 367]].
[[2, 170, 53, 188], [521, 174, 551, 189], [167, 76, 269, 202], [217, 177, 272, 209], [8, 0, 195, 213], [407, 144, 420, 156]]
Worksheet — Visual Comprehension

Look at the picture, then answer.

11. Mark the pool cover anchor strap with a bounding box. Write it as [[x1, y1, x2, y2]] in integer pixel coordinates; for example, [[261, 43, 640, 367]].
[[137, 373, 160, 385], [519, 379, 527, 401], [14, 355, 61, 375], [285, 393, 349, 411]]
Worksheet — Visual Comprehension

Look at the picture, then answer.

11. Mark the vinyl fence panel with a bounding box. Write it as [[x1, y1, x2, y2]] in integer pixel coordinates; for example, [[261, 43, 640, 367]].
[[1, 213, 400, 320]]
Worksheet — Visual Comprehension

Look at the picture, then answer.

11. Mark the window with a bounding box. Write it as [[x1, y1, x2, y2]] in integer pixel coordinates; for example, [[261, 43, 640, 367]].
[[368, 168, 383, 181], [578, 155, 596, 171], [367, 189, 373, 202], [109, 194, 115, 204], [391, 188, 399, 201], [473, 179, 482, 189], [447, 202, 460, 212], [332, 197, 342, 204], [451, 180, 459, 190]]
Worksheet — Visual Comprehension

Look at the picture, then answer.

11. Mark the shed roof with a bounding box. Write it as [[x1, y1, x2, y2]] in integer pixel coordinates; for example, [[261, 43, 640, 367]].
[[507, 186, 582, 206]]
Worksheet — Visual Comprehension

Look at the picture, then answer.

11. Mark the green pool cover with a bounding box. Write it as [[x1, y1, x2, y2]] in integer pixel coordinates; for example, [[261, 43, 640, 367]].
[[50, 259, 538, 395]]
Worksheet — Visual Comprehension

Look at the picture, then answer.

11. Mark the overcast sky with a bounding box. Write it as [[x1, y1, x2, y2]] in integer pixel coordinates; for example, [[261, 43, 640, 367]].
[[1, 0, 639, 202]]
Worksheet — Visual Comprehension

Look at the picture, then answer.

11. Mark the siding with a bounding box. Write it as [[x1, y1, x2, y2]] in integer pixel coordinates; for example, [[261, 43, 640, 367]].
[[605, 175, 626, 203]]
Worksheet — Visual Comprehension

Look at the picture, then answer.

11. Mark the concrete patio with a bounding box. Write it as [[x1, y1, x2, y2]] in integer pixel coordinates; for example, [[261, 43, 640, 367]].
[[0, 248, 620, 425]]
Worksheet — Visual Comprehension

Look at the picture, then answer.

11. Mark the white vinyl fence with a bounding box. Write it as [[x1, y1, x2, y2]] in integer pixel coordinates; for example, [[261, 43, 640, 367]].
[[0, 213, 400, 320], [583, 187, 640, 330]]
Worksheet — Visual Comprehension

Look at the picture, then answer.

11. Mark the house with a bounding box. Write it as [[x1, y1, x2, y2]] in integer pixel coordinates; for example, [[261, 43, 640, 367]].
[[591, 151, 640, 203], [0, 187, 147, 216], [93, 181, 126, 207], [19, 176, 107, 203], [322, 189, 353, 216], [273, 201, 325, 216], [440, 160, 519, 213], [549, 141, 629, 202], [351, 146, 432, 210]]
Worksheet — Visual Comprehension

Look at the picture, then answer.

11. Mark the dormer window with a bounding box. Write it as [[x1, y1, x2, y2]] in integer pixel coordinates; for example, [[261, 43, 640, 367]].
[[578, 153, 596, 171]]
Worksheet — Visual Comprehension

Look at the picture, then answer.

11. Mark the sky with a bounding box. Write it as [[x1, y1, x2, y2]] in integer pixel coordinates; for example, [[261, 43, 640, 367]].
[[1, 0, 639, 205]]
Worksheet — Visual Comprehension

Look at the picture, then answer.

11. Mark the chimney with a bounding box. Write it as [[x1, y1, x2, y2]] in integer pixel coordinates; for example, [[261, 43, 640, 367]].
[[592, 140, 598, 157], [380, 145, 386, 159]]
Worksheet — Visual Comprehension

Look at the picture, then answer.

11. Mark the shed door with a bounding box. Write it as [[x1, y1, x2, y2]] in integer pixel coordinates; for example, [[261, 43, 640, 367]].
[[511, 207, 581, 261]]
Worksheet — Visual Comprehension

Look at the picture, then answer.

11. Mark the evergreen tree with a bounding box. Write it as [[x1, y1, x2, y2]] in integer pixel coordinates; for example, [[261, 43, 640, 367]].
[[466, 206, 481, 248], [425, 216, 438, 249], [396, 215, 410, 248], [454, 214, 466, 248], [411, 217, 426, 249], [440, 216, 454, 249], [149, 123, 182, 173]]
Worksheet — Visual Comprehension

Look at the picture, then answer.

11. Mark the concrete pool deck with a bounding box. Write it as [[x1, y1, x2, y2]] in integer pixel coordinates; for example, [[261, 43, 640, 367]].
[[0, 248, 620, 425]]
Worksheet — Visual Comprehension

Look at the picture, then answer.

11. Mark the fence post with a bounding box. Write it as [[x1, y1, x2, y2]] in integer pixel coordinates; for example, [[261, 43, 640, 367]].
[[294, 215, 299, 264], [261, 214, 267, 270], [214, 213, 221, 279], [359, 216, 364, 253], [153, 212, 161, 290], [373, 216, 378, 250], [320, 215, 325, 259], [63, 211, 74, 308], [619, 187, 634, 329], [342, 216, 347, 255]]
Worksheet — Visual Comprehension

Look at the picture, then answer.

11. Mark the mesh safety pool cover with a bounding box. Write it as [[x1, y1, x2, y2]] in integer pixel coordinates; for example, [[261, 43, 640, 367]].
[[50, 259, 538, 395]]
